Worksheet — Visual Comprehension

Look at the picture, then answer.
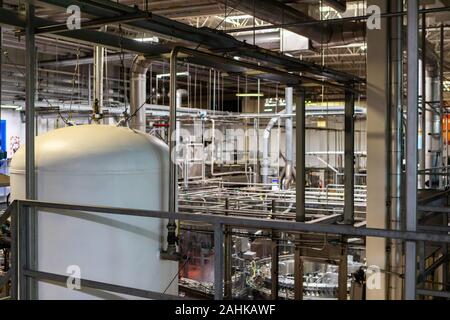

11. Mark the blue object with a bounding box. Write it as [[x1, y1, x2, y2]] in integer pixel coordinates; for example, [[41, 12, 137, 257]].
[[0, 120, 6, 159]]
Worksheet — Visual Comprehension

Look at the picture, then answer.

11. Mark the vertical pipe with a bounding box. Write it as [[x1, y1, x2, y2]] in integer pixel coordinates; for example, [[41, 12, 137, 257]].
[[88, 64, 92, 108], [344, 89, 355, 225], [440, 25, 448, 290], [388, 0, 404, 300], [338, 238, 348, 300], [25, 2, 36, 206], [18, 205, 27, 299], [25, 1, 37, 300], [224, 199, 232, 299], [283, 87, 293, 189], [130, 56, 150, 131], [0, 0, 2, 158], [93, 45, 104, 122], [294, 88, 306, 300], [10, 202, 17, 299], [167, 49, 179, 255], [296, 89, 306, 222], [271, 199, 278, 300], [214, 223, 224, 300], [419, 12, 426, 188], [405, 0, 419, 301], [294, 244, 303, 300]]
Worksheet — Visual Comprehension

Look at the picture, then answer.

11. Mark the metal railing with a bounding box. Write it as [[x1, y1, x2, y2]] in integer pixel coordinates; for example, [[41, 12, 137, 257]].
[[2, 199, 450, 300]]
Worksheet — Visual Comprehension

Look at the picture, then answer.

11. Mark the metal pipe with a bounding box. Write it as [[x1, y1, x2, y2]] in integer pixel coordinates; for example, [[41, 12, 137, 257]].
[[167, 47, 181, 256], [419, 13, 427, 189], [214, 223, 224, 300], [93, 45, 104, 123], [283, 87, 293, 190], [344, 89, 355, 225], [130, 55, 152, 131], [262, 113, 283, 185], [16, 198, 450, 243], [217, 0, 365, 46], [296, 89, 306, 223], [388, 0, 404, 300], [24, 0, 37, 299], [405, 0, 419, 301]]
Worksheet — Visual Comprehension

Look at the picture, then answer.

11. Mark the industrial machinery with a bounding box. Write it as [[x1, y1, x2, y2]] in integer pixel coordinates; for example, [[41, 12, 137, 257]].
[[9, 124, 179, 299]]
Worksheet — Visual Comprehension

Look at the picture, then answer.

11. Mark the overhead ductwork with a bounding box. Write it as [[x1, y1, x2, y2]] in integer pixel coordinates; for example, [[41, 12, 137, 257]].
[[217, 0, 365, 46]]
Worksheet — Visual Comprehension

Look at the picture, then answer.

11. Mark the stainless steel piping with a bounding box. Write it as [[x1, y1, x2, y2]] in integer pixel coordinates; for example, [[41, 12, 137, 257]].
[[283, 87, 294, 190], [262, 114, 282, 185], [130, 55, 152, 131]]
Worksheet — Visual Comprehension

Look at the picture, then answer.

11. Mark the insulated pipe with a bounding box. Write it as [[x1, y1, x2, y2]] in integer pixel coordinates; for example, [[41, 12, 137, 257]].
[[283, 87, 294, 190], [216, 0, 365, 46], [262, 113, 284, 185], [130, 55, 152, 131]]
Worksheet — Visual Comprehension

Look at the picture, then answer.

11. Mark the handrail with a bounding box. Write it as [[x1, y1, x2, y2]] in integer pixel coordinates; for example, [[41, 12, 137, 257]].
[[12, 199, 450, 243], [8, 199, 450, 300]]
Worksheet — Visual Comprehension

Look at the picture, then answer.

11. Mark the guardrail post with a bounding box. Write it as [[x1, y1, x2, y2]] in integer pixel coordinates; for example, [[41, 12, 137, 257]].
[[214, 223, 224, 300], [271, 200, 279, 300], [224, 199, 232, 299], [9, 201, 18, 299]]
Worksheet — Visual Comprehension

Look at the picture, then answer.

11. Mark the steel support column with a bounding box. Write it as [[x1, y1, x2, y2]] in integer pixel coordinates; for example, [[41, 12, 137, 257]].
[[388, 0, 404, 300], [224, 199, 232, 299], [296, 88, 306, 222], [25, 0, 37, 300], [344, 89, 355, 225], [167, 48, 180, 256], [294, 88, 306, 300], [271, 200, 279, 300], [441, 25, 449, 290], [214, 223, 224, 300], [366, 0, 389, 300], [338, 238, 348, 300], [405, 0, 419, 301]]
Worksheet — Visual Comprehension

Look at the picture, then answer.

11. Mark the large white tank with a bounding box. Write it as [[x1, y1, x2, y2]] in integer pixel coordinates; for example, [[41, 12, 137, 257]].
[[10, 124, 178, 299]]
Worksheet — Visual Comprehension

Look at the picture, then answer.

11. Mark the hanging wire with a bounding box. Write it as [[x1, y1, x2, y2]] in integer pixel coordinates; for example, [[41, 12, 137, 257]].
[[3, 50, 70, 125], [68, 47, 81, 121]]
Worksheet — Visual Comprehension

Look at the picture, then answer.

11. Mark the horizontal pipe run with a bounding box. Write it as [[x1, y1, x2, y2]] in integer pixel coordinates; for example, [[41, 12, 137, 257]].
[[14, 199, 450, 244]]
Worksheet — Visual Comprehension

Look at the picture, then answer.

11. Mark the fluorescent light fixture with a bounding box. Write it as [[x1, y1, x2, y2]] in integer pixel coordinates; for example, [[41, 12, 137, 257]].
[[236, 93, 264, 97], [1, 104, 22, 110], [134, 36, 159, 43], [156, 71, 189, 79]]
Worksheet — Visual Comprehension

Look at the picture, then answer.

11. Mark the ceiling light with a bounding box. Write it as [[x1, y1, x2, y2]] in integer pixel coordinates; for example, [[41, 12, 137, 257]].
[[156, 71, 189, 79], [134, 36, 159, 43], [236, 93, 265, 97]]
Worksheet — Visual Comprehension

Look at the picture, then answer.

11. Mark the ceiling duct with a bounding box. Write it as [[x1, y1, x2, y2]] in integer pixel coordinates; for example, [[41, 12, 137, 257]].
[[217, 0, 365, 46]]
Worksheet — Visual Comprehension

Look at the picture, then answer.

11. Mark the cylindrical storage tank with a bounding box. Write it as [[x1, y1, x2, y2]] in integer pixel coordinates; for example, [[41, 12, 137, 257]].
[[10, 124, 178, 299]]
